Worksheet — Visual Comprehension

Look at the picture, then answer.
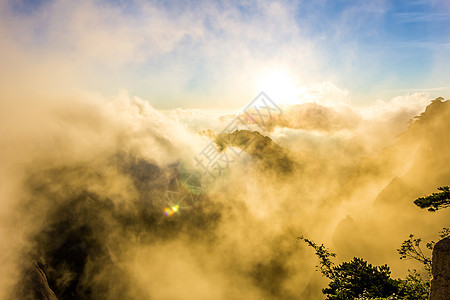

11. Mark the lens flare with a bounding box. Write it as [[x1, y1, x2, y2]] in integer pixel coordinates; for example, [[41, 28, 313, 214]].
[[164, 204, 180, 216]]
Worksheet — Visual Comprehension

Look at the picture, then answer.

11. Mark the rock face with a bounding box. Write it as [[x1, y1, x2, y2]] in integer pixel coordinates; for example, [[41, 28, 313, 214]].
[[31, 262, 58, 300], [430, 236, 450, 300], [215, 130, 295, 174]]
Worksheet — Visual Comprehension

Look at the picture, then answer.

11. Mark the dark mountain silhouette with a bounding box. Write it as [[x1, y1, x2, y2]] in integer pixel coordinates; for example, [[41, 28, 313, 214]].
[[215, 129, 295, 174], [17, 155, 224, 299], [333, 97, 450, 265], [16, 139, 298, 299]]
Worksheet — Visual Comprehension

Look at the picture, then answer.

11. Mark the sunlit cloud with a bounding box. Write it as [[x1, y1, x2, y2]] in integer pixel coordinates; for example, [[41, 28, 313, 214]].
[[1, 0, 449, 107]]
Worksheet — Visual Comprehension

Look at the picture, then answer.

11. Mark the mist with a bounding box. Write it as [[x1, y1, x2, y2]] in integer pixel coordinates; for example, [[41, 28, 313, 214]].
[[1, 1, 449, 299], [1, 83, 449, 299]]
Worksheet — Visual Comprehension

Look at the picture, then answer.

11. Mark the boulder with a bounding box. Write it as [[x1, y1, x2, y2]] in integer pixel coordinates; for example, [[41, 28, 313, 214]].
[[430, 236, 450, 300]]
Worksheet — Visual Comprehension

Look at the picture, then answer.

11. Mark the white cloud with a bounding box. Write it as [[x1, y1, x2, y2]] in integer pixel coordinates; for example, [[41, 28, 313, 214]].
[[0, 0, 322, 108]]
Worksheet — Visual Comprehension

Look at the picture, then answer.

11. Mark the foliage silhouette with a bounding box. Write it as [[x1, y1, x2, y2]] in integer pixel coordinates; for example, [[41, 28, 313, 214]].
[[298, 236, 399, 299], [414, 186, 450, 211]]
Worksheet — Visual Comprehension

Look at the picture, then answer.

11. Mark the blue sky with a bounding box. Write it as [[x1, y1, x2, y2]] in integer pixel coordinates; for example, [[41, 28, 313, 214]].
[[294, 0, 449, 94], [1, 0, 449, 108]]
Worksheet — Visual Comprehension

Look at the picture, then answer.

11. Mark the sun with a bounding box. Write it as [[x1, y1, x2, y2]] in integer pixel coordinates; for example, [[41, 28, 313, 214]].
[[254, 68, 301, 105]]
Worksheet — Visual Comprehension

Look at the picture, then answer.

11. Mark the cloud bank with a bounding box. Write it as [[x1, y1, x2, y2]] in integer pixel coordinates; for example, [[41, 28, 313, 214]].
[[1, 81, 448, 299]]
